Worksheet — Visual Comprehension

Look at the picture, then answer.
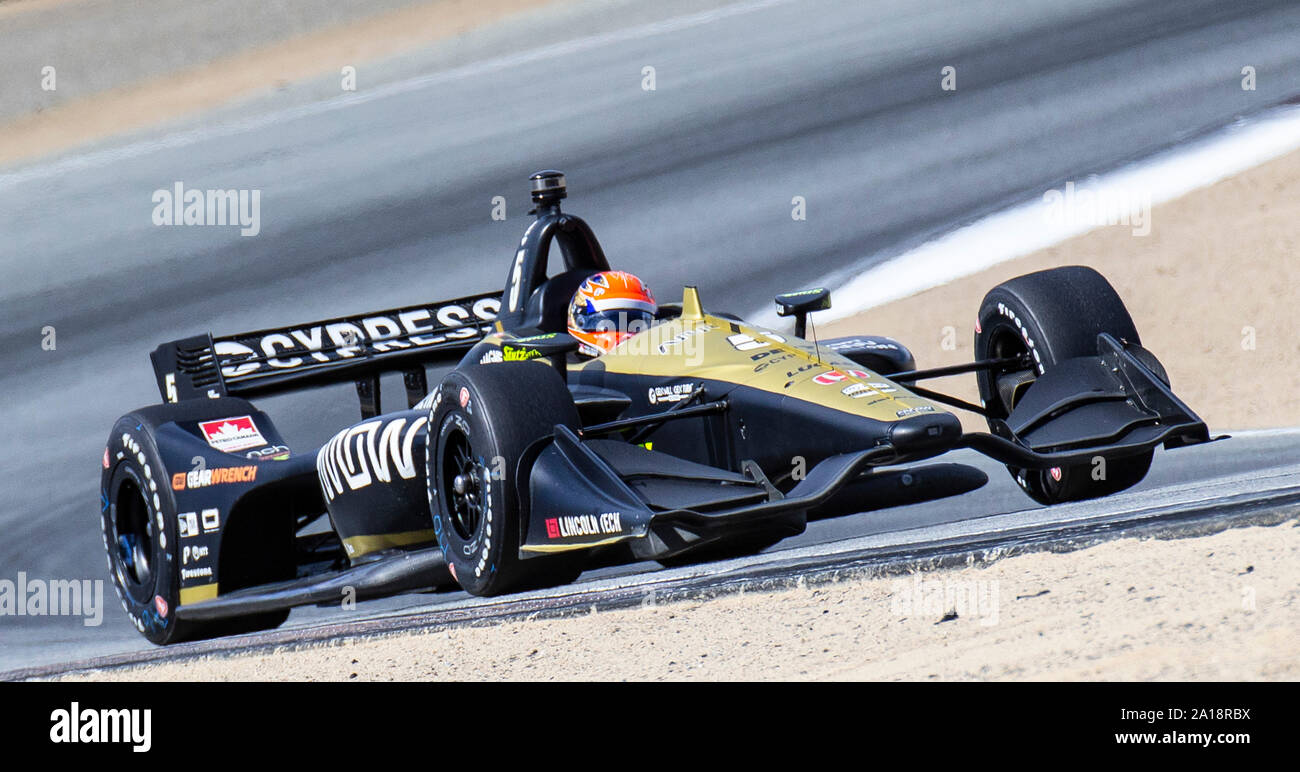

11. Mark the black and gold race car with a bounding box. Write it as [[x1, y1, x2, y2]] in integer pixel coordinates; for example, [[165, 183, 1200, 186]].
[[103, 171, 1213, 643]]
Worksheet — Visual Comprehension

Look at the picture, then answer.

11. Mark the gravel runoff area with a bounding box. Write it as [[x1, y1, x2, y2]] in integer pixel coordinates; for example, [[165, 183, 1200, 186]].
[[54, 518, 1299, 681]]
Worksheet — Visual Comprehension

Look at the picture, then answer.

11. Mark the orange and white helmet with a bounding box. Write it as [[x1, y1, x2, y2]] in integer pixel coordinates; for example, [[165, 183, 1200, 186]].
[[567, 270, 657, 356]]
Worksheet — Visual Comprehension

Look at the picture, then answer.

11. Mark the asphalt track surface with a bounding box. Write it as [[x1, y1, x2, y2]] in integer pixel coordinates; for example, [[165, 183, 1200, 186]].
[[2, 0, 1300, 671]]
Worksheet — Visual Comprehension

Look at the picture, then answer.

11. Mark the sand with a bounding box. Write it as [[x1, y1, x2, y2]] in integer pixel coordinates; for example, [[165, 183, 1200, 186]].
[[59, 520, 1299, 681]]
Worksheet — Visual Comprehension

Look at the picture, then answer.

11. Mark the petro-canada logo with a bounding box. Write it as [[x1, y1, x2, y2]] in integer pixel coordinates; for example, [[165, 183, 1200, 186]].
[[199, 416, 267, 453]]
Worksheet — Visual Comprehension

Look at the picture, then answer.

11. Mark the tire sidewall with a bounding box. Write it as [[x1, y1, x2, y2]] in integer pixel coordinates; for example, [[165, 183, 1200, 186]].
[[427, 376, 508, 596], [425, 362, 582, 596], [103, 417, 183, 645], [975, 289, 1068, 417], [973, 268, 1150, 504]]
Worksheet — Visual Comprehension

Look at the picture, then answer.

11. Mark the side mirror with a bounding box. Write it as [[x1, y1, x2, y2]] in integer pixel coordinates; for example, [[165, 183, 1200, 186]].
[[775, 288, 831, 338]]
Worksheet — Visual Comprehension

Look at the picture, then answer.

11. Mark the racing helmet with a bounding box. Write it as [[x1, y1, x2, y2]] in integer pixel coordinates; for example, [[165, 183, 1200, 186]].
[[567, 270, 658, 356]]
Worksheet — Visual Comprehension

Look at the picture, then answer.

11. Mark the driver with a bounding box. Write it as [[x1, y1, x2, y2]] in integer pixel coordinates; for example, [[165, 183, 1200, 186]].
[[566, 270, 658, 357]]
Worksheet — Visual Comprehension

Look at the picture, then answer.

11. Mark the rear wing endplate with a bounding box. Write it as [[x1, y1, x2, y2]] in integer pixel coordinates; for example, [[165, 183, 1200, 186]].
[[151, 291, 500, 417]]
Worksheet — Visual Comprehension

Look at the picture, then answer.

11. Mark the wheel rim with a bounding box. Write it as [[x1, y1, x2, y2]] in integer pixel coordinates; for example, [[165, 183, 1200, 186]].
[[441, 428, 486, 541], [113, 474, 153, 599], [986, 325, 1034, 415]]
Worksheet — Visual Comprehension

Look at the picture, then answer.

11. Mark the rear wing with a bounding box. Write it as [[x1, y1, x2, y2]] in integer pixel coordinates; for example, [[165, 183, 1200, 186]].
[[151, 291, 500, 417]]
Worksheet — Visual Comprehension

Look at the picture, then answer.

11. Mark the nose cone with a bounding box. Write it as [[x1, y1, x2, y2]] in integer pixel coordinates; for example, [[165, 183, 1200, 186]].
[[887, 412, 962, 457]]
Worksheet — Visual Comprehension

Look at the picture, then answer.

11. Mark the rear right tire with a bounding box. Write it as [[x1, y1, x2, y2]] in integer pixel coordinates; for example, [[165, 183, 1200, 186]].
[[103, 407, 290, 645]]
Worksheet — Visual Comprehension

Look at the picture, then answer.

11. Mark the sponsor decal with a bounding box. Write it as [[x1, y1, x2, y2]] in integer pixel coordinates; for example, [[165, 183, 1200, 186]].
[[726, 332, 769, 351], [153, 595, 168, 619], [102, 447, 110, 469], [245, 444, 291, 461], [1049, 467, 1063, 482], [182, 544, 210, 565], [826, 338, 900, 352], [501, 345, 542, 362], [995, 302, 1044, 375], [458, 387, 470, 408], [648, 383, 695, 405], [895, 405, 937, 418], [199, 416, 267, 453], [181, 566, 213, 581], [179, 509, 220, 536], [813, 368, 874, 385], [415, 390, 442, 412], [214, 297, 500, 380], [545, 512, 624, 539], [512, 332, 558, 344], [316, 417, 423, 501], [656, 325, 715, 354], [752, 351, 796, 373], [479, 349, 503, 364], [841, 382, 898, 398], [726, 330, 784, 350], [171, 465, 257, 491]]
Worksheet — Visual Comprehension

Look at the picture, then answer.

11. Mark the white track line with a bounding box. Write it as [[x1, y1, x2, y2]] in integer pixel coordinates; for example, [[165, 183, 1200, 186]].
[[767, 104, 1300, 325]]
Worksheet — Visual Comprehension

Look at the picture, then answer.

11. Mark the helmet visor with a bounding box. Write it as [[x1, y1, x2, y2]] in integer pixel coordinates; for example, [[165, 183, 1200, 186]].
[[572, 307, 657, 335]]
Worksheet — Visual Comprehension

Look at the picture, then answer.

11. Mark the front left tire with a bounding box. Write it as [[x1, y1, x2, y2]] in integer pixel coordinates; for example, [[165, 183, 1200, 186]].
[[973, 266, 1157, 505], [426, 362, 585, 596]]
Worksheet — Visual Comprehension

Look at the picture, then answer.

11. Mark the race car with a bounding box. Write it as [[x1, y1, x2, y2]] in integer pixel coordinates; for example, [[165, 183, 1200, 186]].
[[101, 170, 1214, 643]]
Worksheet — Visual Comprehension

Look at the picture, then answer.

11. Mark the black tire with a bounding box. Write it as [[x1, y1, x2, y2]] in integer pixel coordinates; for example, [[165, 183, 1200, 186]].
[[102, 409, 288, 645], [974, 266, 1154, 504], [426, 362, 585, 596]]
